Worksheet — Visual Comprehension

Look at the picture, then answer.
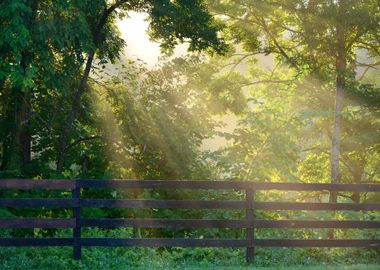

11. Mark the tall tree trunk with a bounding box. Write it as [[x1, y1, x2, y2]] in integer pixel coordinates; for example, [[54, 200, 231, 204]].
[[56, 53, 94, 170], [3, 89, 32, 176], [1, 1, 37, 175], [19, 1, 39, 168], [19, 89, 31, 166], [330, 60, 345, 202], [18, 51, 33, 172], [329, 1, 347, 239], [55, 0, 128, 171]]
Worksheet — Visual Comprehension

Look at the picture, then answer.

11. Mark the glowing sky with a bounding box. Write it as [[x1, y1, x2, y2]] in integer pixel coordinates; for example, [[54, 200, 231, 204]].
[[117, 12, 188, 67]]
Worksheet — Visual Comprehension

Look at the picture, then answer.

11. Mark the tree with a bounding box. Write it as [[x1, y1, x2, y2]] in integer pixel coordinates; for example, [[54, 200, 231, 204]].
[[94, 58, 213, 179], [208, 0, 380, 198], [0, 1, 227, 174], [0, 0, 92, 175], [55, 0, 228, 170]]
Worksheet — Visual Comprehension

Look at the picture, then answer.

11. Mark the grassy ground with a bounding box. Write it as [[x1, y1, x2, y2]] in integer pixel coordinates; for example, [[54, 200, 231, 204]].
[[183, 266, 379, 270], [0, 246, 378, 270]]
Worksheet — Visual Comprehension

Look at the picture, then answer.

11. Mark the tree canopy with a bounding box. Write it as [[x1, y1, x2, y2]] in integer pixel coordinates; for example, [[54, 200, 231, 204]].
[[0, 0, 379, 265]]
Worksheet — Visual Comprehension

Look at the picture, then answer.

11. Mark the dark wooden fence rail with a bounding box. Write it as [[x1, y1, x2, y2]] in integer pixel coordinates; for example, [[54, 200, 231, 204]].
[[0, 179, 380, 263]]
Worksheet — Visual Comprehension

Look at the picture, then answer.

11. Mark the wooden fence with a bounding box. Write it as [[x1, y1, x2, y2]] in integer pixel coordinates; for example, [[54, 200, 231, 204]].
[[0, 179, 379, 263]]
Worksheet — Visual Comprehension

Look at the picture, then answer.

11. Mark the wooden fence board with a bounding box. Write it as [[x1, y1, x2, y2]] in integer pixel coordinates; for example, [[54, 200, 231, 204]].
[[0, 218, 75, 228], [254, 220, 380, 228], [254, 202, 380, 211], [80, 199, 246, 209], [252, 239, 380, 248], [0, 179, 75, 190], [80, 218, 248, 228], [0, 198, 79, 208], [0, 238, 74, 246], [77, 180, 380, 192], [81, 238, 248, 247]]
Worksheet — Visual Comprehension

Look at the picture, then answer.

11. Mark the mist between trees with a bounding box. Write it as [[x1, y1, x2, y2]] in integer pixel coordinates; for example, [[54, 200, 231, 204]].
[[0, 0, 379, 265]]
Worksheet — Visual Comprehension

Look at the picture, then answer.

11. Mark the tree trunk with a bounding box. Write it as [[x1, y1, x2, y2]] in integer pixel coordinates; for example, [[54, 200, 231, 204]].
[[55, 0, 128, 171], [1, 1, 37, 175], [329, 1, 347, 239], [2, 89, 32, 175], [56, 53, 95, 170], [19, 89, 32, 166], [330, 62, 345, 202]]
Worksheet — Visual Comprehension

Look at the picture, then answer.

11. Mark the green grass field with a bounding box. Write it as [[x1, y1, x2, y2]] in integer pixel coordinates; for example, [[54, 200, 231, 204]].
[[0, 246, 379, 270], [184, 266, 379, 270]]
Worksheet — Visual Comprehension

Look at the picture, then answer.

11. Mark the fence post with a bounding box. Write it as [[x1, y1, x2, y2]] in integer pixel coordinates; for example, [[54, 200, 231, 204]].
[[246, 188, 254, 264], [72, 180, 81, 260]]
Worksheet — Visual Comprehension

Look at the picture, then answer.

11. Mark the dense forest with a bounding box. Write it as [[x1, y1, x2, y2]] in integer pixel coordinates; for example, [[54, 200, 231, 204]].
[[0, 0, 379, 269]]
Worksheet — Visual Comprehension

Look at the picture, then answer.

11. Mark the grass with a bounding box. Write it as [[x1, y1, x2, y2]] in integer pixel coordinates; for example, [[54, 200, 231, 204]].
[[183, 266, 379, 270], [0, 228, 378, 270], [0, 246, 379, 270]]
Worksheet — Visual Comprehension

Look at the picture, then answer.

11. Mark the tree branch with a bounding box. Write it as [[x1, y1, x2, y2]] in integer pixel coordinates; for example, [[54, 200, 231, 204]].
[[65, 136, 103, 152], [93, 0, 129, 45], [258, 17, 300, 71], [241, 79, 295, 86]]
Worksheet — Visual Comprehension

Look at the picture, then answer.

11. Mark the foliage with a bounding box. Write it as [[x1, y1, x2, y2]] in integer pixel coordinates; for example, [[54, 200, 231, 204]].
[[0, 0, 380, 267], [207, 0, 380, 194], [1, 221, 380, 270]]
